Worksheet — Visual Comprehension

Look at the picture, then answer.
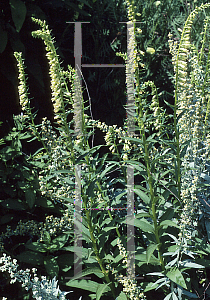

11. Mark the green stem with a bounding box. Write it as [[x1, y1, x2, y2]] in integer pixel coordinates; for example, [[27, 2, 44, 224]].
[[143, 132, 165, 271], [85, 204, 116, 298], [136, 90, 165, 271], [113, 134, 127, 180], [26, 104, 51, 158], [84, 154, 121, 239], [96, 181, 121, 238]]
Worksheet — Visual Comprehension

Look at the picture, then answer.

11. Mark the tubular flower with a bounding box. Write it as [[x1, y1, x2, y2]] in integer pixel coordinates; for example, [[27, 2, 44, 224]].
[[31, 18, 65, 125], [14, 52, 29, 112]]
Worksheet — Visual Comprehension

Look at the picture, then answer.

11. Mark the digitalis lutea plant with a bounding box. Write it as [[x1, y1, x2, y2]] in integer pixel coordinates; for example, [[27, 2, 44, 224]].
[[173, 3, 210, 202], [10, 9, 189, 300], [31, 17, 77, 166], [13, 52, 51, 158], [14, 46, 77, 208], [8, 2, 210, 300], [101, 2, 210, 299], [168, 4, 210, 247], [29, 17, 127, 300], [28, 12, 152, 300], [141, 5, 210, 299], [123, 0, 169, 275], [87, 0, 172, 279]]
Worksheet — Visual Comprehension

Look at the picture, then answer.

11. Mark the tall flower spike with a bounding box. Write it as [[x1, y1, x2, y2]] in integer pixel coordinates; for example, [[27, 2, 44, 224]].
[[168, 4, 210, 249], [31, 17, 66, 125], [14, 52, 29, 112]]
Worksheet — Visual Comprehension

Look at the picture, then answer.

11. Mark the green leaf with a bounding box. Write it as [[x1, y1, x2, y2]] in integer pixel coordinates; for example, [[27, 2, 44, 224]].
[[74, 145, 102, 163], [181, 260, 204, 269], [0, 214, 14, 224], [65, 267, 104, 293], [64, 1, 91, 16], [116, 291, 127, 300], [0, 199, 25, 211], [25, 241, 48, 253], [0, 146, 20, 161], [146, 133, 157, 141], [47, 234, 69, 252], [133, 189, 150, 205], [180, 140, 191, 158], [57, 253, 73, 272], [195, 238, 210, 255], [104, 254, 116, 262], [0, 138, 5, 146], [86, 180, 97, 198], [182, 289, 198, 298], [99, 162, 120, 179], [42, 231, 51, 245], [44, 256, 59, 277], [115, 191, 127, 202], [159, 207, 174, 223], [127, 161, 146, 171], [36, 197, 55, 208], [135, 254, 160, 266], [159, 220, 179, 229], [195, 259, 210, 267], [96, 283, 111, 300], [16, 251, 44, 265], [0, 25, 8, 53], [9, 0, 27, 32], [25, 188, 36, 209], [31, 147, 44, 158], [30, 160, 45, 169], [114, 254, 125, 264], [143, 281, 159, 292], [74, 219, 92, 243], [103, 226, 116, 232], [123, 218, 155, 233], [135, 211, 151, 218], [164, 100, 175, 110], [62, 177, 75, 185], [166, 267, 187, 289], [164, 293, 173, 300], [78, 0, 92, 8], [65, 279, 99, 293], [146, 243, 158, 264], [67, 267, 103, 283], [120, 136, 144, 145]]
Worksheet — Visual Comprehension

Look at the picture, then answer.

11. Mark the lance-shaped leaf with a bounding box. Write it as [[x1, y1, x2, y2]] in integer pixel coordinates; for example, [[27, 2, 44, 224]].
[[166, 267, 187, 289]]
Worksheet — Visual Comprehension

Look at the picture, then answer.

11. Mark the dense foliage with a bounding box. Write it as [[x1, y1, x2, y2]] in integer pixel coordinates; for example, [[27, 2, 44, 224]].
[[2, 1, 210, 300]]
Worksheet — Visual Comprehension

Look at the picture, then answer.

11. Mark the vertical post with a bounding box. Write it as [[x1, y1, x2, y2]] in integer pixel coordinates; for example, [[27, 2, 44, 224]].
[[74, 21, 83, 279], [74, 21, 82, 279], [119, 21, 141, 281], [126, 21, 135, 281], [66, 22, 91, 280]]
